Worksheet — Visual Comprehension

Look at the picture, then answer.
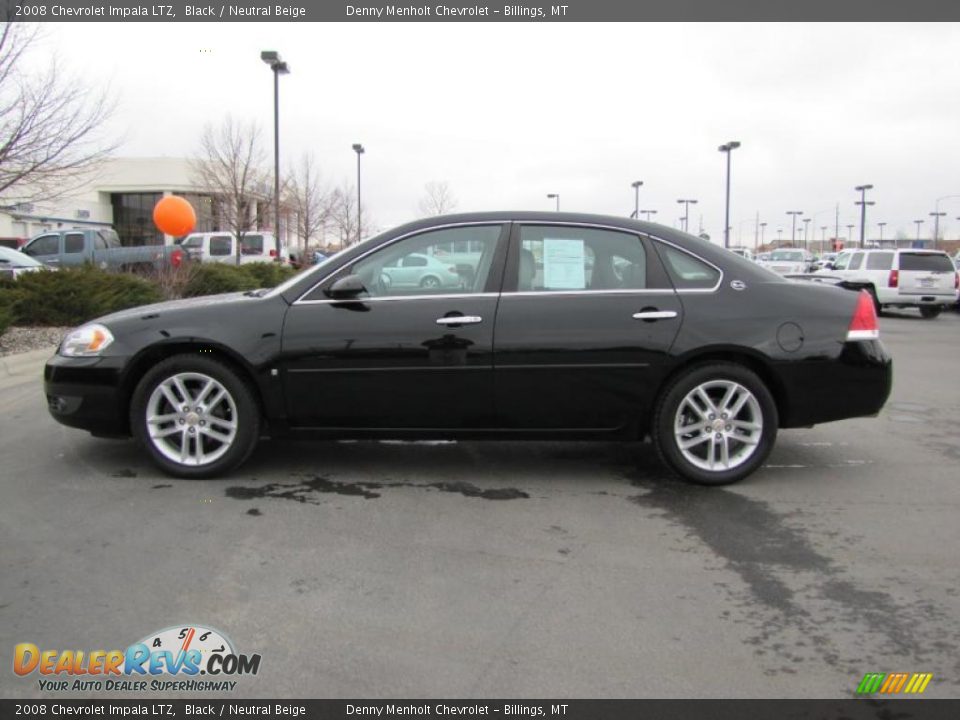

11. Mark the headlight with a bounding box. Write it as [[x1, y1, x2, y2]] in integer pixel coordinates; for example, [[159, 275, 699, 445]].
[[60, 323, 115, 357]]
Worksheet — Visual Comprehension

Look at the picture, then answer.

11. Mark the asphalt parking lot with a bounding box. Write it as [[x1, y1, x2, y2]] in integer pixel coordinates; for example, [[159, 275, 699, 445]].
[[2, 309, 959, 699]]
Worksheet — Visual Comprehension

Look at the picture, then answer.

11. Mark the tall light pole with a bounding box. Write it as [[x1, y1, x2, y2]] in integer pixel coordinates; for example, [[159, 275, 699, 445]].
[[846, 224, 855, 244], [786, 210, 803, 245], [718, 141, 741, 249], [802, 217, 811, 251], [352, 144, 364, 245], [630, 181, 643, 218], [929, 211, 946, 248], [854, 184, 874, 248], [820, 226, 828, 253], [640, 209, 657, 222], [759, 222, 767, 248], [261, 50, 290, 258], [677, 199, 697, 232], [877, 222, 886, 244], [914, 219, 924, 243], [547, 193, 560, 211], [776, 228, 783, 245]]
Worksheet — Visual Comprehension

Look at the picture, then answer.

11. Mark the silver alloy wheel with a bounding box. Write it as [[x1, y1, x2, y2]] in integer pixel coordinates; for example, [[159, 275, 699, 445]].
[[420, 276, 440, 288], [673, 380, 763, 472], [145, 372, 238, 467]]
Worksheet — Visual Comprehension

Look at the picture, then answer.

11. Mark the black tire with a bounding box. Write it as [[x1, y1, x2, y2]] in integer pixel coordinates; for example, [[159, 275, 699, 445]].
[[419, 275, 441, 289], [652, 363, 778, 486], [867, 286, 883, 316], [130, 354, 260, 478], [919, 306, 942, 319]]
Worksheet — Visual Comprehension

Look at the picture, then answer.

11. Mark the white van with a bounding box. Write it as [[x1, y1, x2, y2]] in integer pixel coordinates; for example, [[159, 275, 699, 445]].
[[178, 231, 286, 265]]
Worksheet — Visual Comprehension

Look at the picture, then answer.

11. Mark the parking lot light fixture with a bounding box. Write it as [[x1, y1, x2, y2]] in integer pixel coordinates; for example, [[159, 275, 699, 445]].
[[914, 219, 924, 243], [677, 199, 698, 233], [261, 50, 290, 258], [786, 210, 803, 245], [547, 193, 560, 211], [929, 211, 946, 249], [759, 222, 767, 247], [855, 184, 874, 248], [718, 141, 741, 249], [878, 222, 886, 243], [640, 209, 657, 222], [352, 144, 365, 244], [630, 181, 643, 218], [802, 218, 811, 251]]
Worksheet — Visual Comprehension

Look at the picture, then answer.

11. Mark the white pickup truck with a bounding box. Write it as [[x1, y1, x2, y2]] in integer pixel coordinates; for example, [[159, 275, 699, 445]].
[[819, 248, 958, 318]]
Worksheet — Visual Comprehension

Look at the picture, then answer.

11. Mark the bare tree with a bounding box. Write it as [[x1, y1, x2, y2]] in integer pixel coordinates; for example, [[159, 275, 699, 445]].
[[286, 153, 333, 259], [190, 117, 271, 265], [417, 180, 458, 217], [329, 182, 373, 248], [0, 20, 117, 203]]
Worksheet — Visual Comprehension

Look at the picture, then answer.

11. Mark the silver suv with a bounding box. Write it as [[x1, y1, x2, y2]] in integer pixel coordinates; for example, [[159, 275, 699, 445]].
[[825, 248, 958, 318]]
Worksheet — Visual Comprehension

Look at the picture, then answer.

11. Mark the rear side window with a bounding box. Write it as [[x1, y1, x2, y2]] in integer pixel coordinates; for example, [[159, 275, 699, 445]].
[[64, 233, 84, 254], [517, 225, 648, 291], [241, 234, 264, 255], [865, 252, 893, 270], [210, 236, 232, 256], [848, 252, 864, 270], [899, 253, 954, 272], [182, 236, 202, 248], [656, 244, 720, 290]]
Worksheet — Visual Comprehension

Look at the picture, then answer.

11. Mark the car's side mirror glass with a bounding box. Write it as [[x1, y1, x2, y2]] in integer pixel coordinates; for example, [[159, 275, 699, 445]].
[[326, 274, 367, 299]]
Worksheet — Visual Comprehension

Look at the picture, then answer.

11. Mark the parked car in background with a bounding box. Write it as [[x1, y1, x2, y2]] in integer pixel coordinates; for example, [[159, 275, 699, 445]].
[[178, 231, 286, 265], [820, 248, 958, 317], [44, 211, 892, 486], [756, 252, 771, 263], [380, 252, 463, 290], [21, 229, 184, 272], [728, 247, 754, 262], [0, 245, 47, 280], [760, 248, 816, 275]]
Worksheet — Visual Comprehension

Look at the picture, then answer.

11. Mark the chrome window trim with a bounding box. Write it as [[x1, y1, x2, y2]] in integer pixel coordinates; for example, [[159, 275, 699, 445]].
[[295, 292, 500, 306], [508, 219, 724, 295], [292, 218, 724, 305], [293, 221, 508, 305]]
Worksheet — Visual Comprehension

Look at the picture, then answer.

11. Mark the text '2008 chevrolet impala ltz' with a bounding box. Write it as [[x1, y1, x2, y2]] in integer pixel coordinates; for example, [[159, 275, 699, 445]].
[[44, 213, 892, 485]]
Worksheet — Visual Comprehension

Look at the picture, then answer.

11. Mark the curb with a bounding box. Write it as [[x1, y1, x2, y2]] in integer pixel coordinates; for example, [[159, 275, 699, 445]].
[[0, 347, 56, 378]]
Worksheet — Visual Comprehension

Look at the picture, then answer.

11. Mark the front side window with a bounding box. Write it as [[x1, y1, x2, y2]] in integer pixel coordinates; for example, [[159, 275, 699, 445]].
[[210, 236, 232, 256], [24, 235, 59, 257], [516, 225, 648, 292], [324, 225, 503, 299], [64, 233, 84, 254], [656, 244, 720, 290]]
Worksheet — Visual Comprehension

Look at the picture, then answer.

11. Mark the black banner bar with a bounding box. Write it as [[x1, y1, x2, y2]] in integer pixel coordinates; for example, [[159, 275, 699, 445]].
[[5, 0, 960, 22], [2, 700, 960, 720]]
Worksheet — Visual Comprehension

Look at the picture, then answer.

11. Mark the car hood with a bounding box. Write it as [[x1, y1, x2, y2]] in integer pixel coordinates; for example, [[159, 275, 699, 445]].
[[94, 292, 261, 326]]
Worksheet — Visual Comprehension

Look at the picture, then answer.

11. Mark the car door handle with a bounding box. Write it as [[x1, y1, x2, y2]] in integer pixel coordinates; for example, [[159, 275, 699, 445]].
[[633, 310, 678, 321], [436, 315, 482, 326]]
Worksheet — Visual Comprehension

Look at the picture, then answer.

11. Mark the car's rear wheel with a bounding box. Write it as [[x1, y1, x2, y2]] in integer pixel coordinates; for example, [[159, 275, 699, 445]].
[[420, 275, 441, 289], [652, 363, 778, 485], [130, 354, 260, 478], [919, 306, 942, 319]]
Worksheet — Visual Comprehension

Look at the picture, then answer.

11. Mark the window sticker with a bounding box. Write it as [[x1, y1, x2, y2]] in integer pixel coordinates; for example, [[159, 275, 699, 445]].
[[543, 238, 586, 289]]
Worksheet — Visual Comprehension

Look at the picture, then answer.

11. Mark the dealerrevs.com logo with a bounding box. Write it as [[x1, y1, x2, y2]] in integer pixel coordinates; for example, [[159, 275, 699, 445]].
[[13, 625, 261, 692]]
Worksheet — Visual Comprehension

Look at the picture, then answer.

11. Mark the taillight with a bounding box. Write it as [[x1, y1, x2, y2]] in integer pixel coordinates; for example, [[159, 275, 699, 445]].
[[847, 290, 879, 341], [171, 249, 183, 268], [269, 248, 277, 257], [888, 269, 899, 288]]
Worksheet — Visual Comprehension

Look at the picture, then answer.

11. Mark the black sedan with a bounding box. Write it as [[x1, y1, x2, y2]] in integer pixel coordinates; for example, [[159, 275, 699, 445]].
[[44, 212, 892, 485]]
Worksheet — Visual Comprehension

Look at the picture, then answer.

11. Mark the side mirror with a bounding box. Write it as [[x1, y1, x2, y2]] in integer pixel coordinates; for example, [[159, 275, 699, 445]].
[[325, 274, 367, 299]]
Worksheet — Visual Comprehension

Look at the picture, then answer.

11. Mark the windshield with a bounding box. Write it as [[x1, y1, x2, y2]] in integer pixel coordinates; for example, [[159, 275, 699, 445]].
[[770, 250, 804, 262]]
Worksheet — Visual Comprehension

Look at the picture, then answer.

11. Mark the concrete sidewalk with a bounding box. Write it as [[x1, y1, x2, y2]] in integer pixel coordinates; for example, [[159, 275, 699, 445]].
[[0, 347, 55, 390]]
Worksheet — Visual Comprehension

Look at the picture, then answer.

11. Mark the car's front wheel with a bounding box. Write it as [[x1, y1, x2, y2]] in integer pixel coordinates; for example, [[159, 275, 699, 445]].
[[652, 363, 778, 485], [130, 354, 260, 478]]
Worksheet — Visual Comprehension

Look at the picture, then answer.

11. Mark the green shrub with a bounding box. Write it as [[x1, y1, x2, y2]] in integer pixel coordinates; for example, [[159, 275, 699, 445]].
[[0, 287, 16, 336], [182, 263, 259, 297], [7, 266, 162, 327], [239, 262, 298, 288]]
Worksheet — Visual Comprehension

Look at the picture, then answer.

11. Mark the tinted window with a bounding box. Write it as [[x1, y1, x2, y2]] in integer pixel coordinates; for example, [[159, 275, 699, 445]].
[[24, 235, 59, 257], [848, 252, 864, 270], [241, 234, 264, 255], [657, 244, 720, 290], [64, 233, 84, 254], [182, 236, 202, 248], [865, 252, 893, 270], [899, 253, 954, 272], [210, 236, 232, 256], [517, 226, 647, 292], [333, 225, 502, 299]]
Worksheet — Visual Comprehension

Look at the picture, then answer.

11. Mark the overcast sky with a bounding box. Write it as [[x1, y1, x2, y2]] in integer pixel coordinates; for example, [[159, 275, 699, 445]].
[[29, 22, 960, 245]]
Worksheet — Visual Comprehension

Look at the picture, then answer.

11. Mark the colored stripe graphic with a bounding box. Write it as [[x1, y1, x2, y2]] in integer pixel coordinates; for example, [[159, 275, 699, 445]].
[[857, 672, 932, 694]]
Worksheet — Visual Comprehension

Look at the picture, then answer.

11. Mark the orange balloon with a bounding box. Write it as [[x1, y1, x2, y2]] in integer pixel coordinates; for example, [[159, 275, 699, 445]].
[[153, 196, 197, 236]]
